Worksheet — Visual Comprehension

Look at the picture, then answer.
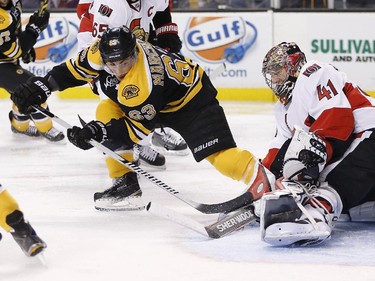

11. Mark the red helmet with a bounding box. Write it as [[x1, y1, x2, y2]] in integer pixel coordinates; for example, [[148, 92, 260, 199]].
[[262, 42, 306, 105]]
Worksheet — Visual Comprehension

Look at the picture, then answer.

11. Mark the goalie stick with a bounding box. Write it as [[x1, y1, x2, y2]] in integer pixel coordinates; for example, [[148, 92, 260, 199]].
[[147, 201, 257, 239], [32, 105, 253, 214]]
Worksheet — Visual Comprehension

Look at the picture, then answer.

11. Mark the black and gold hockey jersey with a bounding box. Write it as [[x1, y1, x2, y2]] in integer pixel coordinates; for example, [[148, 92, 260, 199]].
[[49, 39, 214, 145], [0, 0, 23, 63]]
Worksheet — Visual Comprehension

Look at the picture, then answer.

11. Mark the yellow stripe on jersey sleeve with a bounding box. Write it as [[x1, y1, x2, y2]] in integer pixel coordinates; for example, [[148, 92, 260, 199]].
[[160, 67, 204, 113], [3, 41, 21, 58], [65, 41, 104, 81], [86, 40, 103, 67], [66, 59, 94, 82]]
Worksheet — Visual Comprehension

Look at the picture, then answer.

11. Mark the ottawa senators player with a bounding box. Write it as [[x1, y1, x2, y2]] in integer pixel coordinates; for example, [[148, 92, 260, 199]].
[[0, 0, 65, 142], [258, 42, 375, 246]]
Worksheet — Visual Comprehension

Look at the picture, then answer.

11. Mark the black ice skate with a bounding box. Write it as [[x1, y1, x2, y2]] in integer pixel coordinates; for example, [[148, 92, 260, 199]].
[[40, 127, 66, 143], [151, 131, 189, 156], [134, 144, 166, 170], [9, 111, 40, 138], [6, 210, 47, 257], [94, 172, 145, 211]]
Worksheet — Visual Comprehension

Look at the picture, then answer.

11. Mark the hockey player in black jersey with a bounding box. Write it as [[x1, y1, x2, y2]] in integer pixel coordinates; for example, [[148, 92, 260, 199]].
[[0, 0, 65, 142], [11, 26, 270, 212], [0, 184, 46, 257]]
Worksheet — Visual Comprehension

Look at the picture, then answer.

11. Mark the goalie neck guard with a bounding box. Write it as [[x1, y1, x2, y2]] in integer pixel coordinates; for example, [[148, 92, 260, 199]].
[[99, 26, 137, 63]]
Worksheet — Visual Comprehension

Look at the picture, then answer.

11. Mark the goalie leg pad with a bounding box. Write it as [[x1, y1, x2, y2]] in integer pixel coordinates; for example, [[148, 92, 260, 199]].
[[260, 180, 342, 246], [348, 201, 375, 222]]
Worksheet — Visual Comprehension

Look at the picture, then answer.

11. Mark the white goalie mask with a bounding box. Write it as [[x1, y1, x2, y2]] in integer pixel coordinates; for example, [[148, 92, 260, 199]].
[[262, 42, 306, 105]]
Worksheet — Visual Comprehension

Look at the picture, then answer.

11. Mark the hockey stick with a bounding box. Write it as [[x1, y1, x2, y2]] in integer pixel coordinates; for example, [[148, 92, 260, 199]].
[[39, 0, 49, 16], [208, 63, 226, 80], [32, 105, 253, 214], [147, 201, 257, 239]]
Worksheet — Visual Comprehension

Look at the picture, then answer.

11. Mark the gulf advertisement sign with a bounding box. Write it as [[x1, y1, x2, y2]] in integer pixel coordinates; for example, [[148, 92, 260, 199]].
[[184, 16, 257, 64], [176, 13, 273, 90], [20, 13, 79, 75]]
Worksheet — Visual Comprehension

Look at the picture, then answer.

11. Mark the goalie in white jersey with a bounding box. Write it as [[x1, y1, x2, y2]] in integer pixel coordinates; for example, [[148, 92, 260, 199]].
[[258, 42, 375, 246]]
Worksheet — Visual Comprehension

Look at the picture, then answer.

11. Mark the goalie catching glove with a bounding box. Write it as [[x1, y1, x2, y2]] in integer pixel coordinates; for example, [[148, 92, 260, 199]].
[[283, 126, 327, 181], [11, 77, 52, 114]]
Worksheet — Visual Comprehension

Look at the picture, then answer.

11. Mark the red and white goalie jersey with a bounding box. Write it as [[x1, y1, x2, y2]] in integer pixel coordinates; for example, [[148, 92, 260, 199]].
[[262, 60, 375, 177], [76, 0, 169, 51]]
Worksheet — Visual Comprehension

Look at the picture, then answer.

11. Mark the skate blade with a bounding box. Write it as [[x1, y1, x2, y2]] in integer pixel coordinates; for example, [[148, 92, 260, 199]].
[[11, 134, 42, 140], [44, 137, 67, 145], [95, 196, 145, 211], [151, 145, 190, 156], [36, 252, 48, 268], [139, 160, 167, 170]]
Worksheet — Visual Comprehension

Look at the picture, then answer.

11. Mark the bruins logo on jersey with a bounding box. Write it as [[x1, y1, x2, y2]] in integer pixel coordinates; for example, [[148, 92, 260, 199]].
[[122, 85, 139, 99]]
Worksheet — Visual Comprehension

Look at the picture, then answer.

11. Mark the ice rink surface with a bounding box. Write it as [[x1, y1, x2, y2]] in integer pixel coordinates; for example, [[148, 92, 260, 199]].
[[1, 97, 375, 281]]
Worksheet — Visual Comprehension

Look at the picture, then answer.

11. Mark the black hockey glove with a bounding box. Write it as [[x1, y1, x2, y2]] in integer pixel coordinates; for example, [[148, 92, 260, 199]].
[[11, 77, 52, 114], [155, 23, 182, 53], [67, 121, 108, 150], [26, 10, 50, 39], [21, 47, 36, 64]]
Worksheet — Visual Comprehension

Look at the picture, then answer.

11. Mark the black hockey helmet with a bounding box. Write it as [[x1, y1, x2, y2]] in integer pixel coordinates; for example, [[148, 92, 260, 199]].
[[99, 25, 136, 63]]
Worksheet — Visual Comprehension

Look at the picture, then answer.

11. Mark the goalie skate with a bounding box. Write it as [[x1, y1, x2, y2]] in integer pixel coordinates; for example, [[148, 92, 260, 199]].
[[263, 220, 331, 246], [260, 180, 342, 246], [94, 172, 145, 211]]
